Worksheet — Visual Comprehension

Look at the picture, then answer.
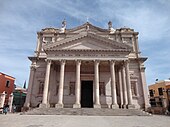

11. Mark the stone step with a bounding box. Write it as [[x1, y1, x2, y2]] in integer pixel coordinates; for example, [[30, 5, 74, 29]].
[[22, 108, 151, 116]]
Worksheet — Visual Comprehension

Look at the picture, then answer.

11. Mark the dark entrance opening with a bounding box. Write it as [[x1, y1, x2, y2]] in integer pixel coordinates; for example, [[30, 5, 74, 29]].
[[81, 81, 93, 108]]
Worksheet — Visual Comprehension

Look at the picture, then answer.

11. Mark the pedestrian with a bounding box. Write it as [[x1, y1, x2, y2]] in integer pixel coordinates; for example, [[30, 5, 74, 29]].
[[3, 104, 9, 115], [13, 105, 16, 113]]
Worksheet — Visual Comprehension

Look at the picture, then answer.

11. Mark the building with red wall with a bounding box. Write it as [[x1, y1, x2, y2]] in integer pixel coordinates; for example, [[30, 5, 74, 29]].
[[0, 72, 15, 104]]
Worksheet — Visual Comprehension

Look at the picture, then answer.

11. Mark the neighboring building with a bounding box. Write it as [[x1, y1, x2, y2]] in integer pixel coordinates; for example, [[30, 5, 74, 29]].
[[13, 85, 27, 112], [0, 72, 15, 105], [148, 80, 170, 112], [24, 21, 149, 110]]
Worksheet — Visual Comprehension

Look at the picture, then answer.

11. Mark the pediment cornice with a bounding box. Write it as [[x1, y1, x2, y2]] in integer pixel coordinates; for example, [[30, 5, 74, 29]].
[[67, 22, 108, 33], [46, 48, 131, 52], [43, 32, 132, 51]]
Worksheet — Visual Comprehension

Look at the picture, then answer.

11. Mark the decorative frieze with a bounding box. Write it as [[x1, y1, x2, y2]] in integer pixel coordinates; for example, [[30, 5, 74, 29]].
[[49, 53, 122, 57]]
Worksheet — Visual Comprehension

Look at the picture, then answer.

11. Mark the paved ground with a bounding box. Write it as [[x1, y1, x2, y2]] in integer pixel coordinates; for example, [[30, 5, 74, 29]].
[[0, 114, 169, 127]]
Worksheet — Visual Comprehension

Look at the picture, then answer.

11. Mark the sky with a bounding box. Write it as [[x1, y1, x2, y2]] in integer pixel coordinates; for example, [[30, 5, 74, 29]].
[[0, 0, 170, 87]]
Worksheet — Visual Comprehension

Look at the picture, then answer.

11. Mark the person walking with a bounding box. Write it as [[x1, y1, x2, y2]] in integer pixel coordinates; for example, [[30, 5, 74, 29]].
[[13, 105, 16, 113], [3, 104, 9, 115]]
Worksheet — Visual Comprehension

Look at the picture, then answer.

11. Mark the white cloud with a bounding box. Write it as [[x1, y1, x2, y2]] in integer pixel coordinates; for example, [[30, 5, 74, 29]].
[[0, 0, 170, 86]]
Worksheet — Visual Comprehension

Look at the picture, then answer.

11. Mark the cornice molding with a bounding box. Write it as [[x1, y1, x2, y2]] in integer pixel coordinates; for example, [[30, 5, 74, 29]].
[[43, 32, 132, 51]]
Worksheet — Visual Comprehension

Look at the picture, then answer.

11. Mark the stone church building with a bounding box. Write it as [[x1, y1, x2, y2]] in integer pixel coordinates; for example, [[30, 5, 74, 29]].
[[24, 21, 149, 110]]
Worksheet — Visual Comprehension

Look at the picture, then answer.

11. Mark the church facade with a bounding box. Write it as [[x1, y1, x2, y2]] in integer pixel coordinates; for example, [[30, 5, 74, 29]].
[[24, 21, 149, 110]]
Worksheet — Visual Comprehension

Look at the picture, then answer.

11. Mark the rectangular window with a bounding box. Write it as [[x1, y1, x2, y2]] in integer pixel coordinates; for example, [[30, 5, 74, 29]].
[[150, 98, 156, 107], [149, 90, 154, 97], [6, 80, 10, 87], [167, 89, 170, 96], [158, 88, 163, 95]]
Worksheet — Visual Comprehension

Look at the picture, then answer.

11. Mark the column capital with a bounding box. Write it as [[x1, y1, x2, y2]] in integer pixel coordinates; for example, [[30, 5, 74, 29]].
[[2, 91, 6, 95], [60, 59, 66, 65], [122, 60, 129, 67], [135, 35, 138, 39], [9, 93, 13, 96], [76, 60, 81, 65], [30, 65, 37, 71], [124, 60, 130, 64], [110, 60, 116, 65], [94, 60, 100, 64], [45, 59, 52, 63], [37, 32, 43, 36]]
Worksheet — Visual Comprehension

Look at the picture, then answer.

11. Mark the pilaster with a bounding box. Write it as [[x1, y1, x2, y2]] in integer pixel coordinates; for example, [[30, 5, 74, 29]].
[[0, 91, 6, 109], [8, 93, 14, 112], [24, 64, 36, 107], [125, 60, 135, 109]]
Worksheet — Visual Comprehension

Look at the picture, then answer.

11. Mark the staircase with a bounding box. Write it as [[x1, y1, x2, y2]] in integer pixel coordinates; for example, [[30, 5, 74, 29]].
[[22, 108, 151, 116]]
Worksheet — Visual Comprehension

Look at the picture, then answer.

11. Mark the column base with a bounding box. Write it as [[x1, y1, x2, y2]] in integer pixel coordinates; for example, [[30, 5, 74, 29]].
[[119, 104, 123, 109], [73, 103, 81, 108], [39, 103, 50, 108], [94, 104, 101, 108], [127, 104, 135, 109], [22, 106, 30, 112], [24, 102, 30, 108], [111, 104, 119, 109], [122, 104, 127, 109], [144, 104, 151, 111], [55, 103, 64, 108]]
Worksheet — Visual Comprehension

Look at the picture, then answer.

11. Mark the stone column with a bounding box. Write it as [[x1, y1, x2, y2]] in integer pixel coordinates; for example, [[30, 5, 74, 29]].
[[140, 66, 150, 110], [73, 60, 81, 108], [56, 60, 66, 108], [8, 93, 14, 112], [94, 60, 101, 108], [118, 67, 123, 108], [110, 61, 119, 109], [121, 64, 128, 108], [40, 60, 52, 108], [125, 60, 135, 109], [24, 64, 36, 107], [0, 91, 6, 110]]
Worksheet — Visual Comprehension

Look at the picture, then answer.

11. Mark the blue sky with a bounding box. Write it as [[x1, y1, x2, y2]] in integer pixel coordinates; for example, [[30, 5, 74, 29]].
[[0, 0, 170, 87]]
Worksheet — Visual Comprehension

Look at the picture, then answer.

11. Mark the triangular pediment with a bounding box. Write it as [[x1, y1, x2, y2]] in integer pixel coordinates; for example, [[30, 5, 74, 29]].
[[43, 32, 132, 51], [61, 38, 115, 50]]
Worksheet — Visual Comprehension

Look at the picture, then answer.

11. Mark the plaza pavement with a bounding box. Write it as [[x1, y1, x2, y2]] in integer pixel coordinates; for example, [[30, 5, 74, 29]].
[[0, 114, 169, 127]]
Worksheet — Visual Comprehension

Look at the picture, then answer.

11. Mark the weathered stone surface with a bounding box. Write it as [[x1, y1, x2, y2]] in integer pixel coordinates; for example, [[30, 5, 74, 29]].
[[1, 114, 170, 127], [25, 22, 149, 111], [22, 108, 151, 116]]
